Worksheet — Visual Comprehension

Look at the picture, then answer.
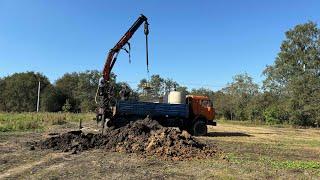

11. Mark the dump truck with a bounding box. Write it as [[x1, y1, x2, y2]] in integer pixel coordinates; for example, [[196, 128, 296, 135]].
[[95, 14, 216, 136], [109, 94, 216, 136]]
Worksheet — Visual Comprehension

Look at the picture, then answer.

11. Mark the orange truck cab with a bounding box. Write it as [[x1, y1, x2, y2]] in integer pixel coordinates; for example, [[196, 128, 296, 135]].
[[186, 95, 215, 121], [183, 95, 217, 135]]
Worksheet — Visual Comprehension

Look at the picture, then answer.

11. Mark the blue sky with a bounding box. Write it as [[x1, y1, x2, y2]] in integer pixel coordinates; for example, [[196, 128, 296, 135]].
[[1, 0, 319, 90]]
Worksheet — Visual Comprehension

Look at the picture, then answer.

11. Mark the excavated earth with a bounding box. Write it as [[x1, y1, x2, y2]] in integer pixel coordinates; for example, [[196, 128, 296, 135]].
[[36, 118, 219, 161]]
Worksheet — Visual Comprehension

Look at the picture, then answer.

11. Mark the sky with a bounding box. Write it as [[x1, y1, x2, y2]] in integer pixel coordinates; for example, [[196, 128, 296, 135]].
[[1, 0, 319, 90]]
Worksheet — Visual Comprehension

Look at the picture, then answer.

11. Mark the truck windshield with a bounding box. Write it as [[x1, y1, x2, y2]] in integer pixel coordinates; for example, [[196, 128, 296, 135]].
[[201, 100, 213, 108]]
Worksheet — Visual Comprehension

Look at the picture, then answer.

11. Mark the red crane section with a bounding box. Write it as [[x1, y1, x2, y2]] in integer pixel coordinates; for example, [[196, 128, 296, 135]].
[[102, 14, 149, 81]]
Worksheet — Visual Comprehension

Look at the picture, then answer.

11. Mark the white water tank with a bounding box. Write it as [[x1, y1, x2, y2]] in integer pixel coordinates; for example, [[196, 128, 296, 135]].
[[168, 91, 186, 104]]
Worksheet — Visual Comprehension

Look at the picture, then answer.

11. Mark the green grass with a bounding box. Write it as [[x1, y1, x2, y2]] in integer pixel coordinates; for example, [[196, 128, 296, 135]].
[[271, 160, 320, 170], [218, 119, 296, 128], [0, 112, 94, 132], [226, 153, 320, 170]]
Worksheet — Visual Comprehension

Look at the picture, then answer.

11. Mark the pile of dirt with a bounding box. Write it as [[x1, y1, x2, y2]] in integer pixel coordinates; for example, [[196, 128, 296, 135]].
[[37, 118, 218, 160]]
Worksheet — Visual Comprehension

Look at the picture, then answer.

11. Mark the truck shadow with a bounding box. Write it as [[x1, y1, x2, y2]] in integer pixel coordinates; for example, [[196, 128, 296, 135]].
[[206, 132, 252, 137]]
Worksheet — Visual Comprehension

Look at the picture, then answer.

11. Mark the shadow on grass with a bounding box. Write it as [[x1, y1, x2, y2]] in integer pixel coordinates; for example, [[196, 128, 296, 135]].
[[206, 132, 252, 137]]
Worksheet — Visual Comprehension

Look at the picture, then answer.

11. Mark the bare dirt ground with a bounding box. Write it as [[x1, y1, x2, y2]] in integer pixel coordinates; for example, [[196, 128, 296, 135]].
[[0, 120, 319, 179]]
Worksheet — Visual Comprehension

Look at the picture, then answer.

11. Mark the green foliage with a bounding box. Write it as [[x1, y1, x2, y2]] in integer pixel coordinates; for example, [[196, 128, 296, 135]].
[[221, 73, 260, 121], [263, 106, 282, 125], [0, 78, 5, 111], [176, 86, 189, 95], [148, 74, 165, 97], [55, 70, 101, 112], [0, 72, 50, 112], [138, 74, 188, 101], [263, 22, 320, 126], [0, 112, 94, 132], [40, 85, 66, 112], [62, 99, 71, 112], [191, 87, 215, 97], [212, 91, 232, 119]]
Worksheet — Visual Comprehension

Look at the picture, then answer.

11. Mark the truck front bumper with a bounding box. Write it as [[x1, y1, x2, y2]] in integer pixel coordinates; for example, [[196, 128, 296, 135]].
[[207, 120, 217, 126]]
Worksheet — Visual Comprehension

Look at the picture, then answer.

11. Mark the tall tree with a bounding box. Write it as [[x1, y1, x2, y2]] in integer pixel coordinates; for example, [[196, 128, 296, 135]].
[[40, 85, 66, 112], [137, 74, 189, 102], [191, 88, 215, 97], [0, 72, 50, 112], [77, 70, 101, 112], [0, 78, 5, 111], [222, 73, 259, 120], [150, 75, 165, 97], [55, 70, 102, 112], [263, 22, 320, 126], [176, 86, 189, 95], [164, 79, 179, 93], [212, 91, 234, 120], [55, 72, 80, 111]]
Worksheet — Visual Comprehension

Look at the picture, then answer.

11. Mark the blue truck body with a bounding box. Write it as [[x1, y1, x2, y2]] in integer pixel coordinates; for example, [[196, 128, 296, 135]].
[[115, 101, 189, 119]]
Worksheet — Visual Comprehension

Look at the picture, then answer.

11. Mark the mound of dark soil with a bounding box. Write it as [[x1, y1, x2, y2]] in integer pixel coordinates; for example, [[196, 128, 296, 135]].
[[37, 118, 218, 160]]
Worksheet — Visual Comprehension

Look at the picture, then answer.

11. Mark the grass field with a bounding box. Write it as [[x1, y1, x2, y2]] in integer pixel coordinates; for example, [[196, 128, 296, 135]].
[[0, 112, 94, 132], [0, 113, 319, 179]]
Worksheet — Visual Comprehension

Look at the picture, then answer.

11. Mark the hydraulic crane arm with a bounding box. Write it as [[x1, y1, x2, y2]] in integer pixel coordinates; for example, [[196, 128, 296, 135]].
[[103, 14, 149, 81], [96, 15, 150, 131]]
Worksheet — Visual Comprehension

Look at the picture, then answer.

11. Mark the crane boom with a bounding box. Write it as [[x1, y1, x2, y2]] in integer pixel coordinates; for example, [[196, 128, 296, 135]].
[[103, 14, 149, 81], [96, 15, 150, 131]]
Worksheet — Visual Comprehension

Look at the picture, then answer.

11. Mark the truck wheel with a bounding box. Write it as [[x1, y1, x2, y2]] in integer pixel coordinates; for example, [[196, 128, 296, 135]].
[[192, 120, 207, 136]]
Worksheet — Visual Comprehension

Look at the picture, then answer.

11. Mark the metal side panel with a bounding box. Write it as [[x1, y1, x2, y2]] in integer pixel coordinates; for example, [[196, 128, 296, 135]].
[[116, 101, 189, 119]]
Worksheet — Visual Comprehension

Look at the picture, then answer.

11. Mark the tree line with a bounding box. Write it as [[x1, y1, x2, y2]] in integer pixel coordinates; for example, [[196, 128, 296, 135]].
[[0, 22, 319, 126]]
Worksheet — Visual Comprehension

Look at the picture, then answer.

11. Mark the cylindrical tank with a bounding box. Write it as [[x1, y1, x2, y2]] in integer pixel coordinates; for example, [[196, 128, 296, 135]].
[[168, 91, 186, 104]]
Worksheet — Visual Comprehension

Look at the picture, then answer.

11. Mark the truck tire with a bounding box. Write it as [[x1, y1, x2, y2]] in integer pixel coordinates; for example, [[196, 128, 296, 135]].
[[192, 120, 207, 136]]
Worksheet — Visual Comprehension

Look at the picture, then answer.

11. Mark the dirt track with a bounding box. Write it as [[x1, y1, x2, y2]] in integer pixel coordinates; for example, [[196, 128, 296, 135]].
[[1, 120, 319, 179]]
